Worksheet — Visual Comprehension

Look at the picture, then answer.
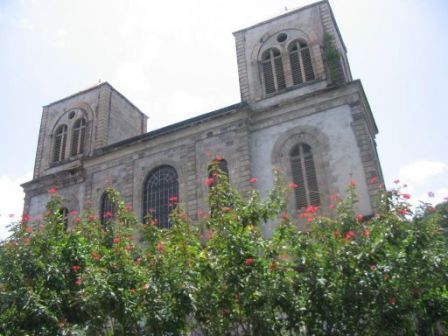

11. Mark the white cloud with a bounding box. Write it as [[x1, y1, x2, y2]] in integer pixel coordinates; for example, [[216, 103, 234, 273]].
[[397, 160, 448, 208], [398, 160, 448, 186], [13, 18, 34, 30], [0, 173, 32, 240]]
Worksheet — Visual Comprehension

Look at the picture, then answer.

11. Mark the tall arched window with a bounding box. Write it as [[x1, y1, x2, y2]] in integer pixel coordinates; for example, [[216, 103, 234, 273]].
[[71, 118, 86, 156], [289, 40, 315, 85], [261, 48, 286, 94], [290, 143, 320, 209], [208, 158, 229, 186], [100, 192, 116, 227], [53, 125, 68, 162], [143, 165, 179, 228]]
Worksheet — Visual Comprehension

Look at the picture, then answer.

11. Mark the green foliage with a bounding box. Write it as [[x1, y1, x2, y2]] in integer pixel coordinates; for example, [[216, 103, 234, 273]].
[[1, 177, 447, 335], [324, 33, 341, 84]]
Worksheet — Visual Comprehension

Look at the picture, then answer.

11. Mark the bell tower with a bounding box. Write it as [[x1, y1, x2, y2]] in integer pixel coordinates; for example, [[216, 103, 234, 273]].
[[233, 1, 351, 104]]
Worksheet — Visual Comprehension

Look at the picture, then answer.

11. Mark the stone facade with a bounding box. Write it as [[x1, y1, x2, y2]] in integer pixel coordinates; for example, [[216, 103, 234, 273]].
[[22, 1, 383, 236]]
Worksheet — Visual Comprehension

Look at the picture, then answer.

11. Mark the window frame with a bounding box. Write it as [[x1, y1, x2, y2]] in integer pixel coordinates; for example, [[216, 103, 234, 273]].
[[53, 124, 68, 163], [142, 165, 179, 229]]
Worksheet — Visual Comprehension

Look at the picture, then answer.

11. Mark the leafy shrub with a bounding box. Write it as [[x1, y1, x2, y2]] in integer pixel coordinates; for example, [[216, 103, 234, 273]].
[[0, 173, 447, 335]]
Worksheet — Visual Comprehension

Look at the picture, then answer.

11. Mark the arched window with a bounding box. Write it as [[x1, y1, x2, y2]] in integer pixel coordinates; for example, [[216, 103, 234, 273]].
[[143, 165, 179, 228], [208, 158, 229, 186], [53, 125, 68, 162], [71, 118, 86, 156], [290, 143, 320, 209], [261, 48, 286, 94], [289, 40, 315, 85], [100, 192, 116, 227]]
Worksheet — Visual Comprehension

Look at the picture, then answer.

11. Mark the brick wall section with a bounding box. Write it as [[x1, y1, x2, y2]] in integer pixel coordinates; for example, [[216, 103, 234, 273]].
[[33, 106, 50, 178], [350, 100, 383, 211], [95, 85, 112, 149], [234, 32, 250, 102]]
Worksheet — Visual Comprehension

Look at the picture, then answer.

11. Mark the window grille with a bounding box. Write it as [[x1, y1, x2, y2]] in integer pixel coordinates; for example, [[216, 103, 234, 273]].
[[289, 40, 315, 86], [53, 125, 68, 162], [143, 166, 179, 229], [261, 48, 286, 94], [71, 118, 86, 156], [290, 143, 320, 209], [100, 192, 116, 227]]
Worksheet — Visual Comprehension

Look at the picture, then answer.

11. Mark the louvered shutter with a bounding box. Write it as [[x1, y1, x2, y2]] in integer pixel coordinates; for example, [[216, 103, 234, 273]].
[[290, 143, 320, 209], [289, 46, 303, 85], [301, 46, 315, 81], [53, 125, 67, 162], [71, 118, 86, 156]]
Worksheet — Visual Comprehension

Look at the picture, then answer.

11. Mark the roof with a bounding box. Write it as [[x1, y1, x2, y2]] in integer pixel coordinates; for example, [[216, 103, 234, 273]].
[[92, 101, 247, 157], [233, 1, 327, 34], [43, 81, 148, 117], [232, 0, 347, 52]]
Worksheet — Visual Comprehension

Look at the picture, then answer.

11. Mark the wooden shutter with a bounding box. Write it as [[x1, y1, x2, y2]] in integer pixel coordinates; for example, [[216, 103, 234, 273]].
[[289, 45, 303, 85], [301, 46, 315, 81], [71, 118, 86, 156], [290, 143, 320, 209], [53, 125, 67, 162]]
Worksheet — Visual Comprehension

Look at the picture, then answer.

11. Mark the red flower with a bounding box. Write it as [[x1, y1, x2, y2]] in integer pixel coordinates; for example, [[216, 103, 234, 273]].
[[74, 217, 82, 223], [363, 228, 370, 238], [125, 203, 133, 211], [204, 177, 215, 186], [388, 296, 396, 305], [329, 204, 335, 209], [151, 218, 158, 226], [215, 155, 223, 161], [113, 236, 121, 244], [350, 180, 357, 187], [88, 214, 98, 221], [48, 187, 58, 194], [305, 205, 319, 213], [69, 210, 78, 216], [288, 182, 299, 189], [74, 278, 82, 286], [281, 212, 289, 220], [345, 230, 356, 240], [398, 208, 409, 216], [330, 193, 340, 201], [168, 196, 177, 202], [25, 226, 33, 233], [369, 176, 378, 184], [249, 177, 257, 183], [356, 214, 363, 222], [91, 252, 101, 261], [402, 193, 411, 200], [22, 213, 30, 223], [244, 258, 255, 266], [71, 265, 81, 272], [104, 211, 113, 218], [156, 242, 166, 253]]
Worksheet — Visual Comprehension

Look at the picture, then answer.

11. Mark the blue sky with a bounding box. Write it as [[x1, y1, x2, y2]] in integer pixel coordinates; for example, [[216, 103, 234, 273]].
[[0, 0, 447, 238]]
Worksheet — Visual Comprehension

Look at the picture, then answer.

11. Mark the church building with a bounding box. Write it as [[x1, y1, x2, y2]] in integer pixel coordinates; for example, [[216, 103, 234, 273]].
[[22, 1, 383, 235]]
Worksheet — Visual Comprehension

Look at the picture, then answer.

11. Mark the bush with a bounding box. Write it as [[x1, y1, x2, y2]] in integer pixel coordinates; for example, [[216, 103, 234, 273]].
[[1, 172, 447, 335]]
